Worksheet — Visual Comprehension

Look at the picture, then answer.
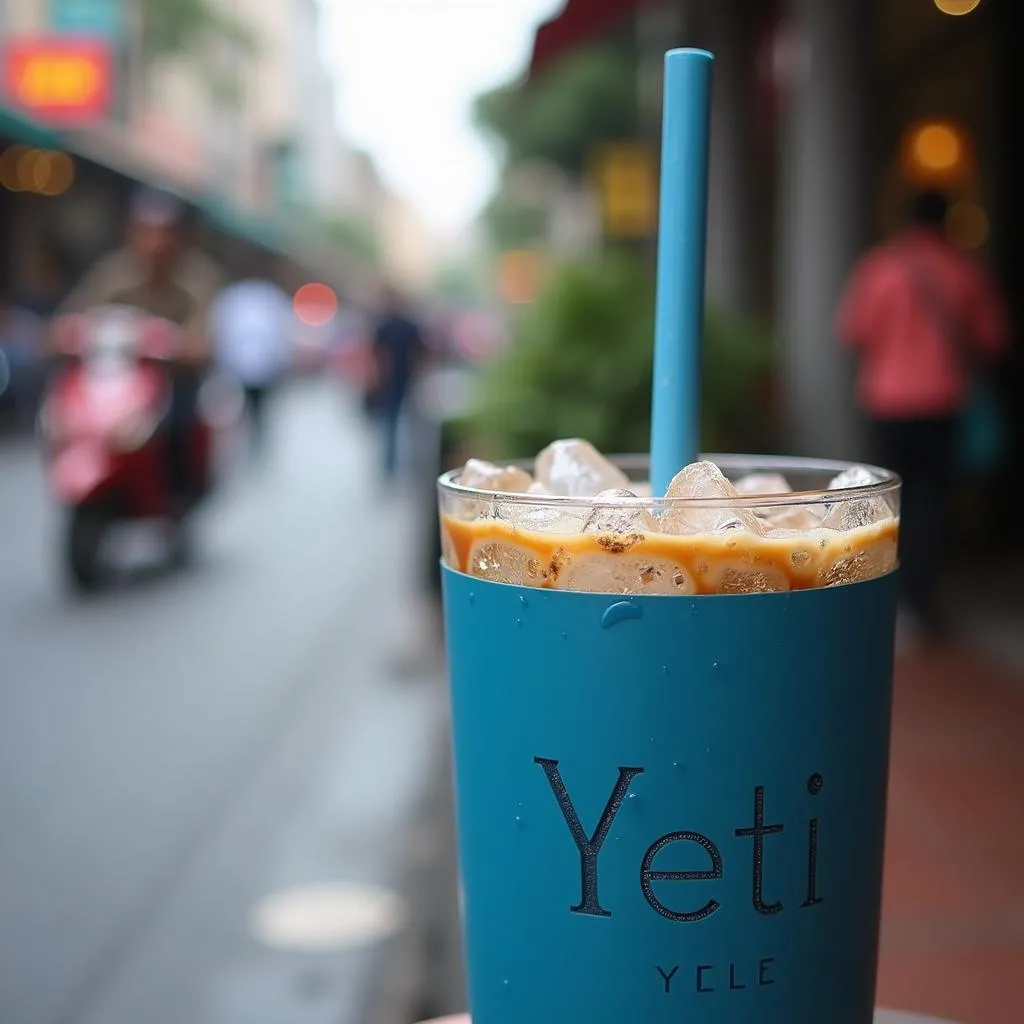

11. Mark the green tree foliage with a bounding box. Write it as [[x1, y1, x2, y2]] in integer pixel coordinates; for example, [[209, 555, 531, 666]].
[[139, 0, 258, 104], [316, 214, 380, 267], [433, 262, 487, 305], [481, 185, 550, 251], [473, 45, 639, 179], [464, 252, 776, 459]]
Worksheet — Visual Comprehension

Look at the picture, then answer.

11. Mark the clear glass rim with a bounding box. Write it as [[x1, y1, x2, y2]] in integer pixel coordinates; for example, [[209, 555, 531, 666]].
[[438, 454, 901, 510]]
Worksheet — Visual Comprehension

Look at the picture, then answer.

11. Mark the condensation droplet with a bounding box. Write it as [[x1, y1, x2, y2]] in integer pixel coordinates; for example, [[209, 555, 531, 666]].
[[601, 600, 643, 629]]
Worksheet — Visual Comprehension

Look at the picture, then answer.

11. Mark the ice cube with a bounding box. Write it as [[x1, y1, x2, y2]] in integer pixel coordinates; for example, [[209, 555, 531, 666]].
[[467, 539, 549, 587], [763, 504, 825, 531], [712, 565, 791, 594], [829, 465, 880, 490], [823, 465, 890, 531], [820, 535, 898, 586], [733, 473, 792, 496], [558, 553, 695, 595], [535, 439, 630, 497], [508, 502, 587, 535], [583, 489, 659, 537], [661, 461, 764, 536], [460, 459, 533, 493]]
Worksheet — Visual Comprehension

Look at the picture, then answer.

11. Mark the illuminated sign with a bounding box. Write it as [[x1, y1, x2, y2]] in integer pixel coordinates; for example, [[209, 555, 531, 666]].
[[2, 37, 113, 124], [592, 143, 658, 239]]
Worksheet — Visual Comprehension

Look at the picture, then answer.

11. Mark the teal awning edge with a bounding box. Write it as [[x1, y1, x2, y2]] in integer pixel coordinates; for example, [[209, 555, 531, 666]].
[[197, 196, 287, 252], [0, 106, 64, 150]]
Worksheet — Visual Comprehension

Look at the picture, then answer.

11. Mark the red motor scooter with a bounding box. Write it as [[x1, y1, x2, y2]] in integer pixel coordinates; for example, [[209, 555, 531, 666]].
[[39, 306, 242, 591]]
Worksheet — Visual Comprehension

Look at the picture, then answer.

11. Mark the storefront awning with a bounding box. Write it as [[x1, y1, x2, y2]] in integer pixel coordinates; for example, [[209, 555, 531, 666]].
[[0, 105, 63, 149], [197, 195, 285, 254], [529, 0, 640, 77]]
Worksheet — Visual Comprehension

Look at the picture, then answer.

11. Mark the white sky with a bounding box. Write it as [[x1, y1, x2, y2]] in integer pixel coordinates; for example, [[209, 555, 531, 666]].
[[325, 0, 561, 238]]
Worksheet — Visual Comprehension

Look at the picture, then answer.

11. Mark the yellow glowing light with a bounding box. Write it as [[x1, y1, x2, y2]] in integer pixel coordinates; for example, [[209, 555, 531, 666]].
[[933, 0, 982, 15], [946, 200, 990, 250], [39, 152, 75, 196], [0, 146, 27, 191], [913, 124, 961, 172], [17, 55, 101, 108], [293, 282, 338, 326], [901, 120, 972, 188], [16, 149, 43, 192]]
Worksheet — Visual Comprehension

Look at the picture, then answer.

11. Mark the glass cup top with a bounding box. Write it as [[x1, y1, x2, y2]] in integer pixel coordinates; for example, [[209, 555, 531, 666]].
[[438, 454, 900, 595]]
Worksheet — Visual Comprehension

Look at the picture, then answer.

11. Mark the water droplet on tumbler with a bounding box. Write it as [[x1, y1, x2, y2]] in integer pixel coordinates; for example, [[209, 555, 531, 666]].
[[712, 661, 720, 671], [468, 593, 475, 606], [561, 632, 568, 641], [519, 594, 528, 608], [514, 816, 523, 827], [661, 665, 669, 675], [601, 600, 643, 629], [515, 618, 522, 628]]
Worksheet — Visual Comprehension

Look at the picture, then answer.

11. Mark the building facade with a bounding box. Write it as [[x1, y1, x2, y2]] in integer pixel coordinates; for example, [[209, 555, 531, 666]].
[[530, 0, 1022, 537]]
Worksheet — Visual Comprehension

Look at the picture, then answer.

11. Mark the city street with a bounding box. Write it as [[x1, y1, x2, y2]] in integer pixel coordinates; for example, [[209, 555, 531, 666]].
[[0, 381, 452, 1024]]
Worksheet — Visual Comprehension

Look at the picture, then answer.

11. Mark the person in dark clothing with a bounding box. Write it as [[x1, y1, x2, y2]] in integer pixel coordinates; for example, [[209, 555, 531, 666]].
[[56, 188, 223, 511], [371, 286, 427, 481], [836, 190, 1008, 639]]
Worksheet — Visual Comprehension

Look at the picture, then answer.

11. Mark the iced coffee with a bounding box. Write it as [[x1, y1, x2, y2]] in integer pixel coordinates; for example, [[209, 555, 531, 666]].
[[440, 439, 899, 596]]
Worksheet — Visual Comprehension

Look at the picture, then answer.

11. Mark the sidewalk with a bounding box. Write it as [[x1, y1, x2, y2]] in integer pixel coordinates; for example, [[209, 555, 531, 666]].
[[878, 642, 1024, 1024]]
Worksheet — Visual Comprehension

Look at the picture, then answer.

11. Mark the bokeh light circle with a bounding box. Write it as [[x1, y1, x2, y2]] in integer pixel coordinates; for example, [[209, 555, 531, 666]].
[[946, 199, 990, 250], [293, 282, 338, 326], [912, 124, 961, 172], [933, 0, 982, 15]]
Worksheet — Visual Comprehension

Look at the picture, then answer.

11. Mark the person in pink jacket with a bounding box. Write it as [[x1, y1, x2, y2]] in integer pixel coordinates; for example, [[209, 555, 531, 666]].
[[836, 190, 1009, 638]]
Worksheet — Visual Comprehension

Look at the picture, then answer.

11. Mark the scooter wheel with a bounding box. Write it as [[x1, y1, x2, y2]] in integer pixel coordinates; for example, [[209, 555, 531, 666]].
[[66, 501, 113, 593]]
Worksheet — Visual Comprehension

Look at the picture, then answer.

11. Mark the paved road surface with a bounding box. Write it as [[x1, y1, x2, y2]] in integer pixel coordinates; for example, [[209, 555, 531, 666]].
[[0, 381, 450, 1024]]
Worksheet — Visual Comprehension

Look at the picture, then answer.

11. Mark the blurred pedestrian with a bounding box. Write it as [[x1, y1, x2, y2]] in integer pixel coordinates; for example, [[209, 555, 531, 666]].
[[371, 284, 427, 482], [56, 186, 223, 513], [836, 189, 1009, 639], [210, 255, 294, 457], [0, 292, 44, 430]]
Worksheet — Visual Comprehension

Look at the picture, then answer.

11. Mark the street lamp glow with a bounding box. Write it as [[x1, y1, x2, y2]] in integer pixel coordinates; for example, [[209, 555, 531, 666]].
[[901, 120, 973, 188], [933, 0, 982, 14], [912, 124, 961, 173]]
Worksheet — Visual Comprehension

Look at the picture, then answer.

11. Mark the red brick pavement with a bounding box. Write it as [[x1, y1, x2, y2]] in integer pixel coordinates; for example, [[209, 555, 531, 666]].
[[878, 645, 1024, 1024]]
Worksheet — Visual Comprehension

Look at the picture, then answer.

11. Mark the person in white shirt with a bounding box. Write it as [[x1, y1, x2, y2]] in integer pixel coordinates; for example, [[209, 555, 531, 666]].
[[209, 258, 294, 454]]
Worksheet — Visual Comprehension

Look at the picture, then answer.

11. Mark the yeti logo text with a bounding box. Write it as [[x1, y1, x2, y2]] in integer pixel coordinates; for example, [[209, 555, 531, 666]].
[[534, 758, 825, 921]]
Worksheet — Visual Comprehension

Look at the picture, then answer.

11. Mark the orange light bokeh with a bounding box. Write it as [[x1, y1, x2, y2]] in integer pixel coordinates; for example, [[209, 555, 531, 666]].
[[933, 0, 982, 15], [900, 120, 973, 189], [946, 199, 990, 250]]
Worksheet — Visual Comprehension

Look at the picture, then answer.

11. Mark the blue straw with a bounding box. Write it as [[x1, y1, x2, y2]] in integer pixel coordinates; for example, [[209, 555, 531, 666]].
[[650, 48, 714, 496]]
